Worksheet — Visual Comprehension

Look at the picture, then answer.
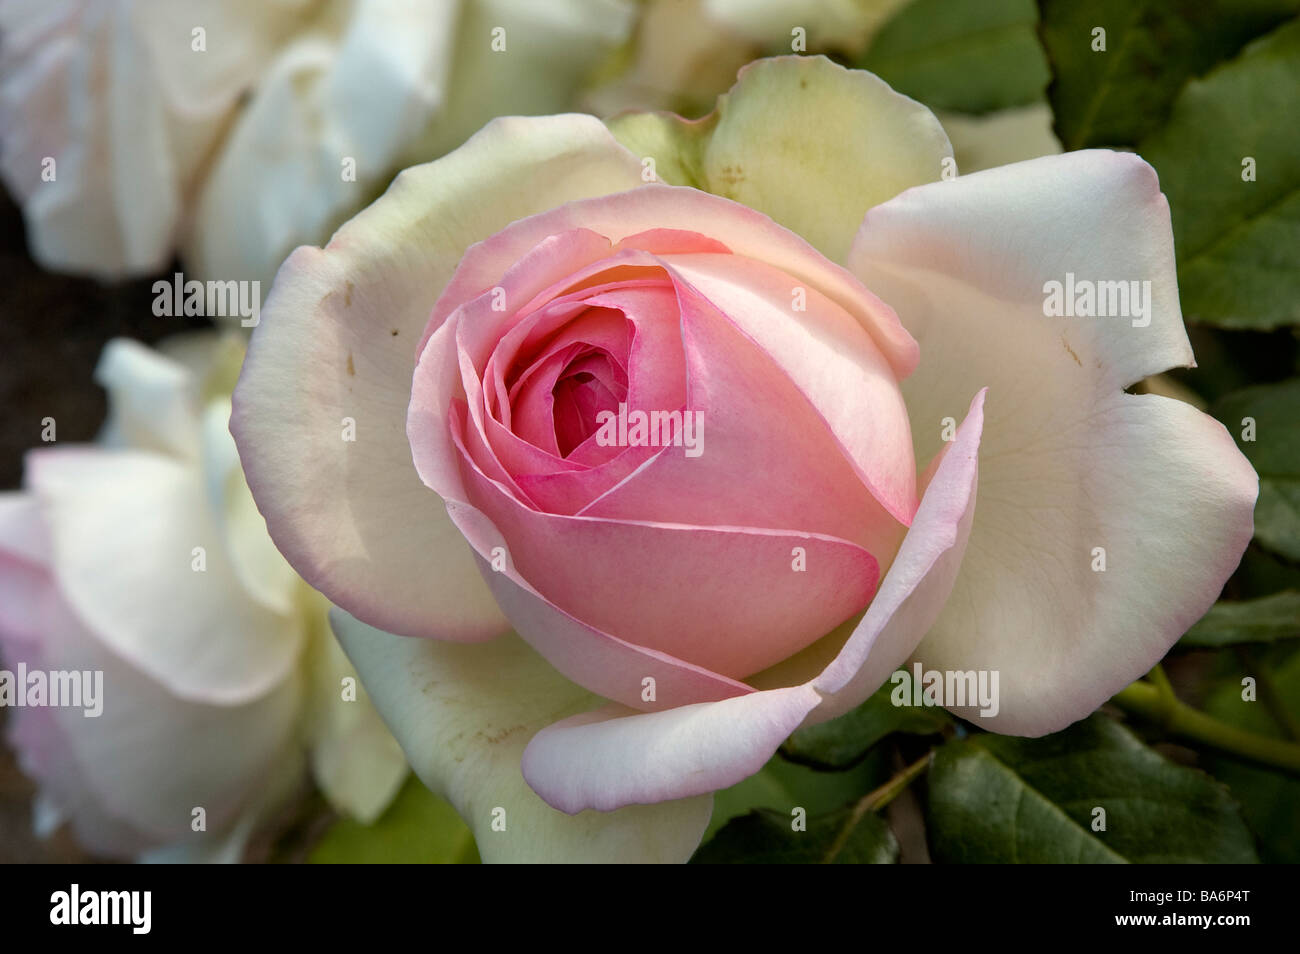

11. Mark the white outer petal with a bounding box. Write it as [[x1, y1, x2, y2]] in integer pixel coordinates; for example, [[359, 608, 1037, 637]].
[[331, 609, 714, 863], [848, 150, 1258, 734]]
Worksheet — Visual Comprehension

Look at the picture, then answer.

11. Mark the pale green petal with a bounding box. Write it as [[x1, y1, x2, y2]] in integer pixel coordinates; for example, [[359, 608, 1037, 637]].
[[608, 55, 952, 261], [94, 338, 203, 462], [331, 610, 713, 863], [705, 0, 911, 53], [937, 101, 1061, 175], [94, 332, 248, 461], [198, 397, 301, 616], [398, 0, 638, 165], [306, 606, 408, 824], [585, 0, 909, 118]]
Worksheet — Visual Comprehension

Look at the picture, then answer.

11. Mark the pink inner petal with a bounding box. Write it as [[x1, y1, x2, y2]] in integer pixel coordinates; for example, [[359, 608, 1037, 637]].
[[551, 352, 627, 456]]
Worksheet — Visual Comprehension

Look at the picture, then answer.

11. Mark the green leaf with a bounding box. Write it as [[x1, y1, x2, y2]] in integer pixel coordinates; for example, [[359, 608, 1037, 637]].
[[1138, 17, 1300, 328], [703, 749, 889, 843], [781, 670, 951, 770], [1181, 591, 1300, 647], [1204, 647, 1300, 862], [309, 777, 480, 864], [1212, 379, 1300, 559], [1165, 325, 1300, 407], [857, 0, 1049, 114], [1233, 544, 1300, 600], [1039, 0, 1299, 150], [926, 715, 1259, 862], [693, 806, 898, 864]]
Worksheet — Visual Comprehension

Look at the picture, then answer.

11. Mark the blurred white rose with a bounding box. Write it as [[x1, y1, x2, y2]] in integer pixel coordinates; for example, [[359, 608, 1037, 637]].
[[937, 101, 1062, 174], [184, 0, 636, 287], [0, 333, 406, 862], [585, 0, 910, 117], [0, 0, 636, 285], [0, 0, 313, 277]]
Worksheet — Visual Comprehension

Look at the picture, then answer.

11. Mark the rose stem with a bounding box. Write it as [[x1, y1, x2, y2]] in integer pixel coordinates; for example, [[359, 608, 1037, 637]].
[[821, 751, 932, 864], [1111, 676, 1300, 775]]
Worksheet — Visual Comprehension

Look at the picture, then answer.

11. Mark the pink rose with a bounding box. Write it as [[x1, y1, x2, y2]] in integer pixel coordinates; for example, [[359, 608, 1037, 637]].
[[232, 57, 1257, 862], [405, 185, 921, 685]]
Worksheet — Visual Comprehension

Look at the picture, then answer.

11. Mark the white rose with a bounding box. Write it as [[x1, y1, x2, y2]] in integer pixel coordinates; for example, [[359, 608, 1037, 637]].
[[0, 0, 312, 277], [0, 334, 406, 861], [0, 0, 636, 285], [585, 0, 909, 117]]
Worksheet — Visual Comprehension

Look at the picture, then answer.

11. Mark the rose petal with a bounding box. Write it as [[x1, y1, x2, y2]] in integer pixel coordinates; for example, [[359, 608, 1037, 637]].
[[579, 254, 915, 533], [522, 690, 822, 814], [446, 499, 760, 709], [423, 184, 919, 378], [520, 392, 984, 812], [456, 447, 880, 682], [0, 556, 303, 857], [232, 115, 646, 640], [936, 102, 1061, 175], [306, 611, 409, 825], [26, 448, 302, 703], [606, 54, 953, 262], [198, 399, 300, 616], [94, 337, 202, 461], [183, 0, 459, 285], [330, 608, 713, 863], [847, 150, 1257, 733], [0, 490, 50, 568]]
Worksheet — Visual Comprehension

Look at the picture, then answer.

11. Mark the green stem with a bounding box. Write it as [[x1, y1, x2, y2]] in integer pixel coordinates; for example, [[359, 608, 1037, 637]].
[[1238, 647, 1300, 742], [1147, 663, 1178, 727], [822, 752, 931, 863], [1113, 681, 1300, 775]]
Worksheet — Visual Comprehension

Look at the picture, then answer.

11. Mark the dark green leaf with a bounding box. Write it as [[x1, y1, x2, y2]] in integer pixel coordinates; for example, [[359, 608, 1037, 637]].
[[1233, 544, 1300, 599], [860, 0, 1048, 114], [1181, 591, 1300, 647], [1039, 0, 1299, 149], [781, 669, 951, 769], [692, 806, 898, 864], [927, 715, 1258, 862], [703, 749, 889, 842], [1204, 647, 1300, 862], [1212, 379, 1300, 559], [1138, 17, 1300, 328], [309, 777, 480, 864], [1165, 326, 1300, 408]]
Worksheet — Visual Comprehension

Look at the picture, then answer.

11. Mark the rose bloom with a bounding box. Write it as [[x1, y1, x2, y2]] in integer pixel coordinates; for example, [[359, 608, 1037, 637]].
[[232, 57, 1257, 862], [0, 335, 405, 861], [0, 0, 634, 283]]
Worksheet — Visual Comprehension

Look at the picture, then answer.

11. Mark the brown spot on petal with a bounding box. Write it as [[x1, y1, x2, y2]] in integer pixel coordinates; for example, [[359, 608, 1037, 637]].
[[478, 725, 527, 745], [344, 281, 354, 307], [346, 352, 355, 376], [1061, 335, 1082, 367], [716, 164, 745, 187]]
